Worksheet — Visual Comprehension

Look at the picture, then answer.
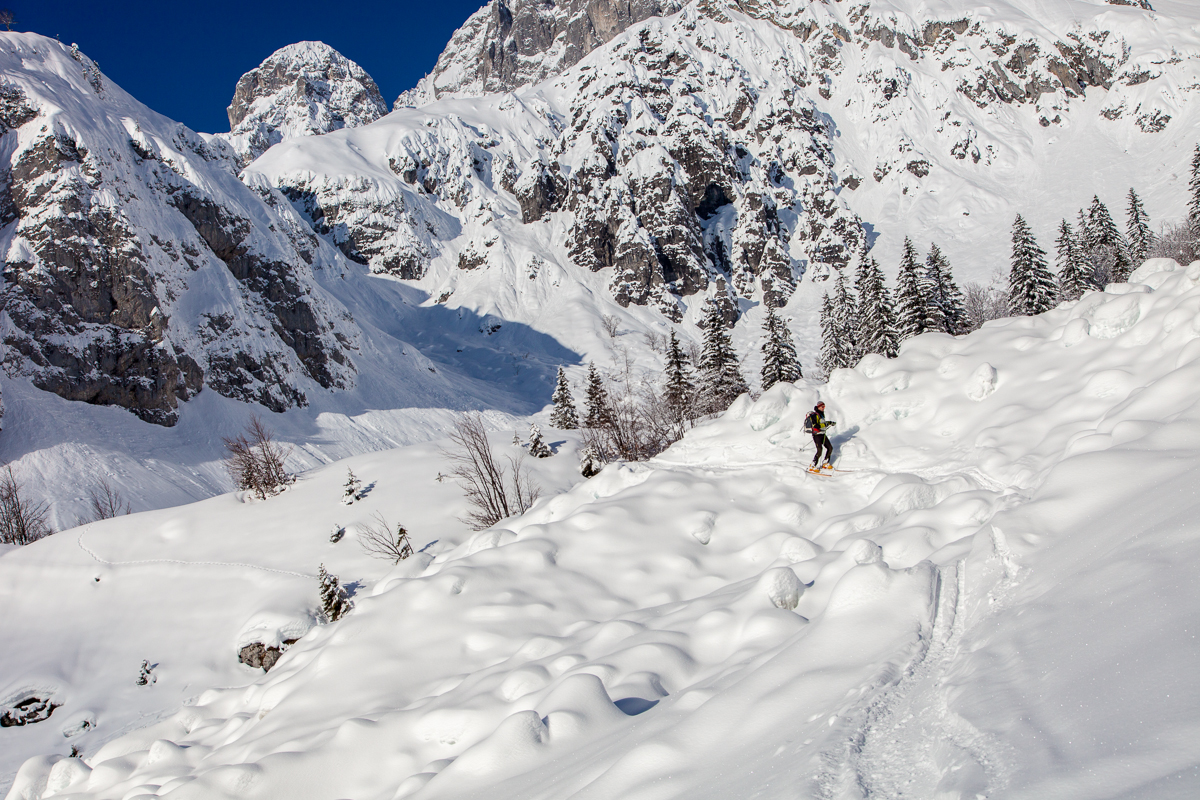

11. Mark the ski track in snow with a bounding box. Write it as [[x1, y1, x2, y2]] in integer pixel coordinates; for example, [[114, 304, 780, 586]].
[[75, 528, 317, 581]]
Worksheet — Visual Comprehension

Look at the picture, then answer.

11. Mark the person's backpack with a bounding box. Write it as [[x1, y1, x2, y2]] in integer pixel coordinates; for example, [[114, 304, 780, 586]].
[[804, 411, 819, 434]]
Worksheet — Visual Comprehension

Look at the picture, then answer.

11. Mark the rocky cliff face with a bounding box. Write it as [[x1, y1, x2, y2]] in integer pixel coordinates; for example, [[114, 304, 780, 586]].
[[219, 41, 388, 165], [0, 35, 359, 425], [258, 0, 1194, 324], [397, 0, 686, 106]]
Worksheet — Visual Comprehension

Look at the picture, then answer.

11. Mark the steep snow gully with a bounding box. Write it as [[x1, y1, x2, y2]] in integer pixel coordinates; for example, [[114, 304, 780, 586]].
[[6, 258, 1200, 799]]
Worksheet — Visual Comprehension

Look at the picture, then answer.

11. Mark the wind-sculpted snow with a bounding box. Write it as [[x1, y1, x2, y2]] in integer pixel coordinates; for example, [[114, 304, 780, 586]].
[[8, 258, 1200, 798]]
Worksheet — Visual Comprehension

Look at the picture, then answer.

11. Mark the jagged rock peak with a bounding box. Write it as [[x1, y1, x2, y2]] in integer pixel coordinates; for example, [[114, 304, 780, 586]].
[[397, 0, 685, 106], [223, 41, 388, 164]]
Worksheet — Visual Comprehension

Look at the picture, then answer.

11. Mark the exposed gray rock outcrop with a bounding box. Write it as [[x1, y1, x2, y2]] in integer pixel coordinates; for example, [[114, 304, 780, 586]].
[[0, 35, 358, 425], [219, 41, 388, 165]]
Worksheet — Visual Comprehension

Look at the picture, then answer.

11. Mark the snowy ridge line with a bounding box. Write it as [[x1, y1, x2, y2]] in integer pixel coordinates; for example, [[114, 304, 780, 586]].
[[75, 529, 317, 580]]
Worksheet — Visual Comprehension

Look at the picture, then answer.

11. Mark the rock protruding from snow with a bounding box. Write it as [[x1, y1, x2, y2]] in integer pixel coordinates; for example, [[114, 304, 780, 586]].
[[221, 41, 388, 165], [397, 0, 685, 106]]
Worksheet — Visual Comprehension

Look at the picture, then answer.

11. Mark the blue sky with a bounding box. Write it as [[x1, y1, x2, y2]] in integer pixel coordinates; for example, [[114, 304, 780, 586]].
[[18, 0, 488, 133]]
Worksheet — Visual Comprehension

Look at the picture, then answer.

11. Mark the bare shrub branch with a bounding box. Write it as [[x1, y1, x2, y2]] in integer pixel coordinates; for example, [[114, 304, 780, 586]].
[[223, 416, 294, 500], [601, 314, 620, 338], [0, 466, 52, 545], [87, 477, 131, 522], [583, 370, 688, 463], [1150, 221, 1199, 266], [443, 413, 540, 530], [359, 512, 414, 563]]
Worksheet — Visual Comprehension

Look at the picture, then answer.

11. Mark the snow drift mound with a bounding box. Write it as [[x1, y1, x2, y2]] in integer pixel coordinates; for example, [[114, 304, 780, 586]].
[[9, 258, 1200, 799]]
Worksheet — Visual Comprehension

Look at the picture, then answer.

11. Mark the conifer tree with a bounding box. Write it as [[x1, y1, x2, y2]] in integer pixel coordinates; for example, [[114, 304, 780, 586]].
[[1009, 215, 1057, 316], [1189, 144, 1200, 232], [549, 367, 578, 429], [854, 254, 900, 358], [819, 293, 838, 376], [925, 244, 968, 335], [760, 305, 801, 391], [341, 468, 362, 505], [583, 362, 613, 428], [832, 269, 861, 367], [1125, 188, 1154, 268], [527, 423, 552, 458], [1086, 195, 1132, 283], [662, 329, 694, 422], [895, 237, 932, 340], [698, 296, 748, 411], [318, 564, 352, 623], [1055, 219, 1091, 302]]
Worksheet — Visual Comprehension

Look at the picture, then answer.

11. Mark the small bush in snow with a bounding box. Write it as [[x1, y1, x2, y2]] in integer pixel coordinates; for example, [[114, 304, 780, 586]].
[[223, 416, 293, 500], [341, 469, 363, 505], [1150, 222, 1198, 266], [86, 477, 131, 523], [136, 660, 156, 686], [359, 513, 414, 563], [443, 413, 540, 530], [601, 314, 620, 338], [318, 564, 352, 622], [579, 445, 604, 478], [528, 424, 552, 458], [962, 280, 1010, 331], [0, 466, 52, 545]]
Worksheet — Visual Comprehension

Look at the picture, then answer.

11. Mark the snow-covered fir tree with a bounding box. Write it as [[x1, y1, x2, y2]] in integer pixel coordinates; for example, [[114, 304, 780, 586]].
[[1125, 188, 1154, 267], [527, 423, 552, 458], [895, 237, 932, 340], [341, 468, 362, 505], [759, 305, 801, 391], [819, 293, 839, 376], [832, 269, 861, 366], [1055, 219, 1091, 302], [1085, 195, 1132, 283], [578, 444, 604, 478], [698, 296, 748, 412], [549, 367, 579, 429], [854, 253, 900, 358], [925, 244, 968, 335], [820, 271, 861, 374], [1009, 214, 1057, 316], [1190, 144, 1200, 231], [318, 564, 352, 623], [662, 329, 694, 422], [583, 362, 613, 428]]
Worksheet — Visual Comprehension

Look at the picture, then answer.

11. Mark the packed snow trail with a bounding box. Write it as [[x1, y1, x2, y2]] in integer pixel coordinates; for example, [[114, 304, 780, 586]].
[[8, 260, 1200, 799]]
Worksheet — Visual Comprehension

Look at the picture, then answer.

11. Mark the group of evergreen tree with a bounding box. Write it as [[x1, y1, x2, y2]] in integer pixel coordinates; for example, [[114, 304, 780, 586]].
[[821, 239, 965, 373], [1014, 186, 1159, 314]]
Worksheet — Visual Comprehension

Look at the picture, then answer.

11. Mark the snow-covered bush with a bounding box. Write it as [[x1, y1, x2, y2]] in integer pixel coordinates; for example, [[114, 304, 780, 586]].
[[579, 445, 604, 478], [0, 466, 52, 545], [318, 564, 352, 622], [341, 468, 363, 505], [359, 513, 414, 563], [443, 413, 540, 530], [527, 424, 552, 458], [223, 417, 294, 501]]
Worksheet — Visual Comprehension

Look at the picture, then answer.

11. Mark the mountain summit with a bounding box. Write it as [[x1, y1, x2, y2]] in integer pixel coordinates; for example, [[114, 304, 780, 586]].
[[220, 41, 388, 165]]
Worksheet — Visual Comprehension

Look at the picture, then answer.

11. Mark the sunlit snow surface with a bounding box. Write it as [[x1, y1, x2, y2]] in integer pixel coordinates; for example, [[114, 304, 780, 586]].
[[6, 259, 1200, 799]]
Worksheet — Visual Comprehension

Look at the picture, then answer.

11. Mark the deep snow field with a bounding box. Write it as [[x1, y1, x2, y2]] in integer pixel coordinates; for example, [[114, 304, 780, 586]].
[[5, 258, 1200, 799]]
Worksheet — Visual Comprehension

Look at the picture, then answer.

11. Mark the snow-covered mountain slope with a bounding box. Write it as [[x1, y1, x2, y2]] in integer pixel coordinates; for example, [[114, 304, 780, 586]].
[[7, 257, 1200, 799], [267, 0, 1200, 326], [216, 42, 389, 165], [0, 33, 596, 524]]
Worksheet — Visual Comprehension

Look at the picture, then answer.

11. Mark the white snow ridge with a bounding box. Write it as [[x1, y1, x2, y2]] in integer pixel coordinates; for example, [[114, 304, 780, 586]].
[[4, 0, 1200, 796]]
